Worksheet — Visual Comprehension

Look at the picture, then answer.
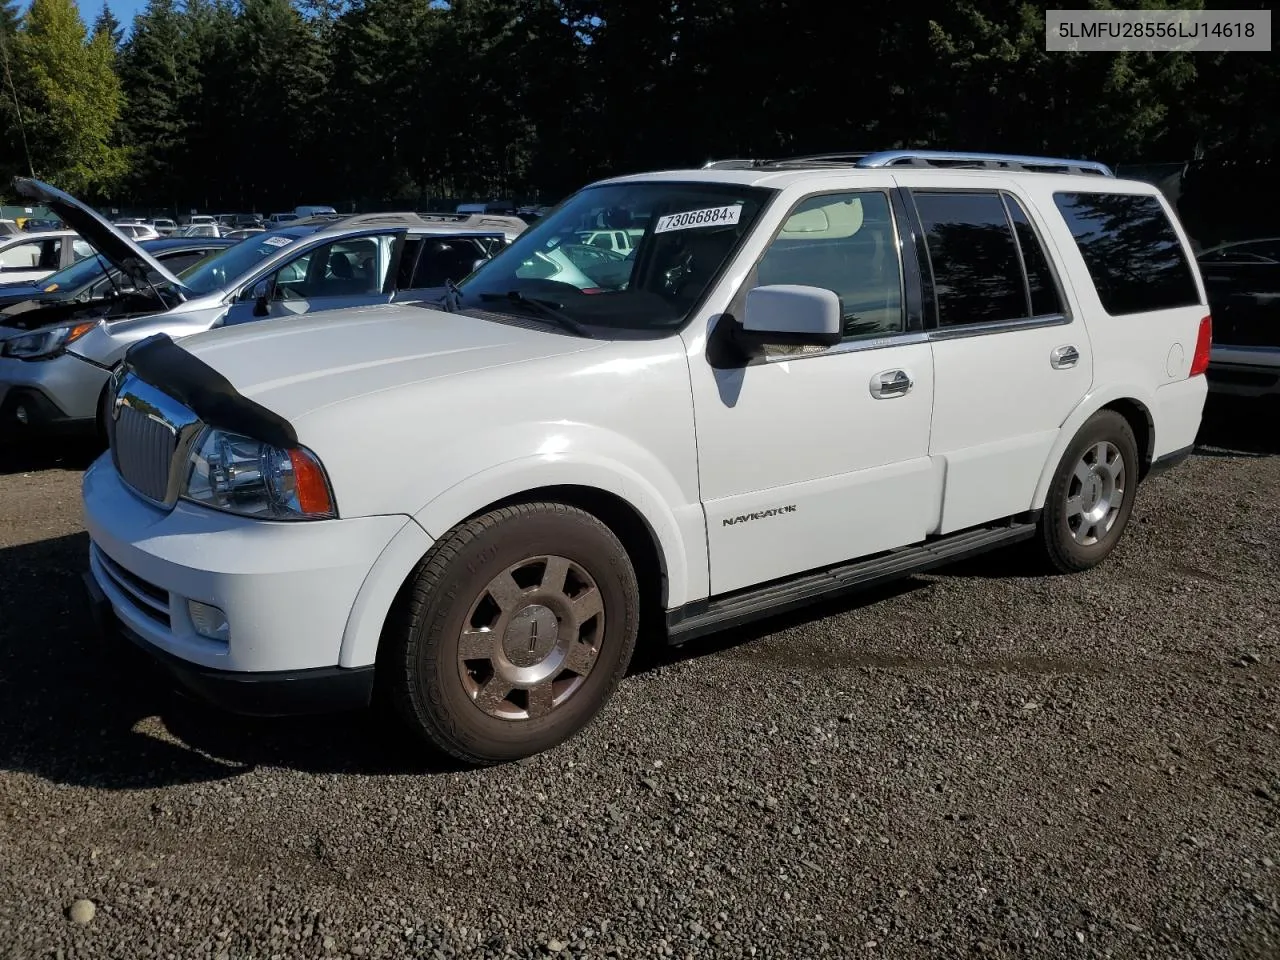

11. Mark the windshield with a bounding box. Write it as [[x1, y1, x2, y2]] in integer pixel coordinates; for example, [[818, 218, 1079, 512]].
[[32, 251, 113, 294], [455, 181, 774, 334], [177, 232, 302, 295]]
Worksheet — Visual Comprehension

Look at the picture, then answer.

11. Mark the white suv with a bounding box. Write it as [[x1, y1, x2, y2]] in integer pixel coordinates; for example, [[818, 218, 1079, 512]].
[[82, 150, 1211, 765]]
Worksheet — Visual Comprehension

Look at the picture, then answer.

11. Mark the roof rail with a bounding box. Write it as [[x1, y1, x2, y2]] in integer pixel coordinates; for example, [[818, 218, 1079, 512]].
[[699, 150, 1113, 177], [291, 211, 529, 233], [856, 150, 1114, 177]]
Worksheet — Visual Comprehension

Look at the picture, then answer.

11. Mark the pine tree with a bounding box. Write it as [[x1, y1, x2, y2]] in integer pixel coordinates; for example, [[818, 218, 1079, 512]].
[[117, 0, 194, 203], [14, 0, 127, 194], [91, 0, 124, 51]]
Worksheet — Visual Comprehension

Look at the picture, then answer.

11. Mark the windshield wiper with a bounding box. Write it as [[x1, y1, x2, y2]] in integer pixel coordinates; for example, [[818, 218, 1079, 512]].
[[479, 290, 591, 337], [438, 278, 462, 313]]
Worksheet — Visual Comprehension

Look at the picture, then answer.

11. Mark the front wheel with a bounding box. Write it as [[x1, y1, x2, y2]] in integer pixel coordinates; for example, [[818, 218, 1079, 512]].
[[1035, 410, 1140, 574], [383, 502, 639, 765]]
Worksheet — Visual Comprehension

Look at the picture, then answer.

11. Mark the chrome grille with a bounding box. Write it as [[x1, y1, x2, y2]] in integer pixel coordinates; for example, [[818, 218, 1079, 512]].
[[114, 404, 177, 502], [108, 372, 202, 506]]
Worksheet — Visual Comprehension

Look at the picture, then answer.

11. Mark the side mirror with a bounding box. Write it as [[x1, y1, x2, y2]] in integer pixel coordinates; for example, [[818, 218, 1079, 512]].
[[472, 257, 491, 273], [708, 284, 843, 368], [742, 285, 842, 345], [250, 278, 271, 316]]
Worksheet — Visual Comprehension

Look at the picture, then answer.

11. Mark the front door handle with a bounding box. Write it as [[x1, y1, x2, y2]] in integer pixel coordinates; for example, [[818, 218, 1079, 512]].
[[870, 369, 912, 399], [1051, 345, 1080, 369]]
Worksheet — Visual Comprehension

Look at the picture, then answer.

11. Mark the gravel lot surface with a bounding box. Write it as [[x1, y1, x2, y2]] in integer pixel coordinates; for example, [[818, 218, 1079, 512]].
[[0, 397, 1277, 959]]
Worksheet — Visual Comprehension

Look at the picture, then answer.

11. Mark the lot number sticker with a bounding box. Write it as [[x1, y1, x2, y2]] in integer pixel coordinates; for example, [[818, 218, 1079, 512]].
[[654, 204, 742, 234], [261, 235, 292, 248]]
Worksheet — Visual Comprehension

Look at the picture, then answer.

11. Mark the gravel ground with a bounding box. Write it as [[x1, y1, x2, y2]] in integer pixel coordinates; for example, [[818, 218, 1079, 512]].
[[0, 397, 1277, 960]]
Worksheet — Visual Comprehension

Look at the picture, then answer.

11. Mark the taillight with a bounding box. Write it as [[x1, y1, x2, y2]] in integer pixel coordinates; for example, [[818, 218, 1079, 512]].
[[1189, 314, 1212, 377]]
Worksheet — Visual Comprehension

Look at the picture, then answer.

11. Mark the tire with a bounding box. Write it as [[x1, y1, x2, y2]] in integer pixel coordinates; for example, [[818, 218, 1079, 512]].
[[383, 502, 640, 765], [1035, 410, 1140, 574]]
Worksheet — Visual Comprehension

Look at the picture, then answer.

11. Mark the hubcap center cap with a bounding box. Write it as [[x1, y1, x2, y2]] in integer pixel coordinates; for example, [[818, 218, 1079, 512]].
[[502, 604, 559, 667]]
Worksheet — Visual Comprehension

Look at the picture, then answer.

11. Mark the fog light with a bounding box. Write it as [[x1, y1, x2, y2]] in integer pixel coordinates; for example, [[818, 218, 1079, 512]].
[[188, 600, 229, 643], [15, 405, 28, 425]]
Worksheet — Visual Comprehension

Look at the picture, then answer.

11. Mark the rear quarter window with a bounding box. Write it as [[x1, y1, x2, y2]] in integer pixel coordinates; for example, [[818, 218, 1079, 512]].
[[1053, 192, 1200, 316]]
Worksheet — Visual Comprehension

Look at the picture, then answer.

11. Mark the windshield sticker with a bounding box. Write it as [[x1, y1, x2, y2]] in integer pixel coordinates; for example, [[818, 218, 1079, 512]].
[[261, 235, 292, 248], [654, 204, 743, 234]]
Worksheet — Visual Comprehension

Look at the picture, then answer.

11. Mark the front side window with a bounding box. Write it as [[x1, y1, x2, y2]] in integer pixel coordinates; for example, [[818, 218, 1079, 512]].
[[752, 190, 905, 344], [913, 191, 1027, 327], [179, 231, 305, 295], [1053, 192, 1200, 316], [455, 181, 774, 334], [266, 235, 395, 300]]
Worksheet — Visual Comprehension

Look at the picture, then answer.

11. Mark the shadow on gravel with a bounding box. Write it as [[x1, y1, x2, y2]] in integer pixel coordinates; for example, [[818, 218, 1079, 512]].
[[0, 435, 103, 476], [0, 533, 463, 789]]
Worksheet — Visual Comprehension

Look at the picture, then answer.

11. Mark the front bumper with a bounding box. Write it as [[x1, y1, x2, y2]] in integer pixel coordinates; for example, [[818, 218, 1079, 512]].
[[82, 454, 418, 715], [0, 351, 108, 434], [84, 571, 375, 715]]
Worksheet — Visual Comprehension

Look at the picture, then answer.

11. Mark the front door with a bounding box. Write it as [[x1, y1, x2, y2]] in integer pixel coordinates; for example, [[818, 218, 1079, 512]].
[[689, 187, 941, 596], [222, 233, 400, 327]]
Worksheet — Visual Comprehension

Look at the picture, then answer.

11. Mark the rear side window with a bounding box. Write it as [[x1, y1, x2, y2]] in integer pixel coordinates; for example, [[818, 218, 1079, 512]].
[[1002, 195, 1064, 317], [1053, 192, 1199, 316], [913, 191, 1026, 327]]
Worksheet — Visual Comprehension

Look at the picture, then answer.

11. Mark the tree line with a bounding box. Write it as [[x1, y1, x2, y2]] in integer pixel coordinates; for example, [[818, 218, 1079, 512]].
[[0, 0, 1276, 214]]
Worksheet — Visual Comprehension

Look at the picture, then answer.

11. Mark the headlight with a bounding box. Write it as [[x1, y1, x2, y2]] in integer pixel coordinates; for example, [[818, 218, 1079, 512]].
[[1, 320, 100, 360], [183, 428, 337, 520]]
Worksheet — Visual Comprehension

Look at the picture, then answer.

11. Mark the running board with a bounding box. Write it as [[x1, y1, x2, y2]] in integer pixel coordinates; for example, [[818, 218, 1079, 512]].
[[665, 517, 1039, 644]]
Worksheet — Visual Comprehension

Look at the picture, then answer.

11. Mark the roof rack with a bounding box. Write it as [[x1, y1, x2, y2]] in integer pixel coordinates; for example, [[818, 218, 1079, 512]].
[[290, 211, 529, 232], [858, 150, 1114, 177], [700, 150, 1113, 177]]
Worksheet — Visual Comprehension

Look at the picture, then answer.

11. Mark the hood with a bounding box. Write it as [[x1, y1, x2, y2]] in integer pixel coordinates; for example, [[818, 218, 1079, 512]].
[[12, 177, 187, 296], [177, 302, 604, 423]]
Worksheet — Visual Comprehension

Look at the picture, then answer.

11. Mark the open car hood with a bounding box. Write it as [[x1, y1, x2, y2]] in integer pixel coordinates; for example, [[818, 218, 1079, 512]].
[[12, 177, 188, 298]]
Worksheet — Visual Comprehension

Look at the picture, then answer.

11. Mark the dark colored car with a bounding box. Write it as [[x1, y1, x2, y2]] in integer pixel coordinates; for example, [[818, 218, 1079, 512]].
[[0, 236, 237, 330], [1196, 238, 1280, 400]]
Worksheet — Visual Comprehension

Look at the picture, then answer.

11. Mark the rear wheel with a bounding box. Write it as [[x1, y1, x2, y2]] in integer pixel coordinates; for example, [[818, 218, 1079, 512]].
[[383, 502, 639, 765], [1036, 410, 1139, 573]]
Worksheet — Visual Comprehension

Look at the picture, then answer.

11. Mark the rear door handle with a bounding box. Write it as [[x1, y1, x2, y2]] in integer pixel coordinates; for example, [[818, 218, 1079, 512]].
[[870, 369, 912, 399], [1051, 345, 1080, 369]]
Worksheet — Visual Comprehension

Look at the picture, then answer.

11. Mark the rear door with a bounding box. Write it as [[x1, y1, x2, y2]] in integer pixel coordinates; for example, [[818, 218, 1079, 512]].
[[897, 177, 1093, 534]]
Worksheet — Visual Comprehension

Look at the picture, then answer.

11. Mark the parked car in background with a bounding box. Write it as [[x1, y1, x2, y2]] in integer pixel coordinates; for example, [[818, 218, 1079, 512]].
[[175, 222, 223, 238], [19, 217, 62, 232], [0, 219, 20, 236], [0, 230, 95, 285], [0, 236, 234, 315], [189, 215, 216, 227], [149, 218, 178, 236], [295, 204, 337, 218], [267, 212, 299, 224], [114, 221, 162, 241], [2, 178, 528, 439], [1196, 237, 1280, 402], [78, 150, 1208, 765]]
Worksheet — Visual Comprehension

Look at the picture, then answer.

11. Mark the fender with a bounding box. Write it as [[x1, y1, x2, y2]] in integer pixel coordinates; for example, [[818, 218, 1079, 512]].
[[414, 451, 706, 611], [337, 514, 435, 669], [1030, 381, 1156, 511]]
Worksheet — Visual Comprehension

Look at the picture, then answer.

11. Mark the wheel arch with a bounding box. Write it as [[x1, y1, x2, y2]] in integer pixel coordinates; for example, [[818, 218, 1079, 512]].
[[338, 463, 701, 671], [1031, 386, 1157, 511]]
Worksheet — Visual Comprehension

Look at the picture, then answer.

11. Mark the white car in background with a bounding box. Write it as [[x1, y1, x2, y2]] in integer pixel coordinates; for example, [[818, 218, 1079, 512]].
[[114, 221, 162, 241], [0, 229, 94, 285]]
